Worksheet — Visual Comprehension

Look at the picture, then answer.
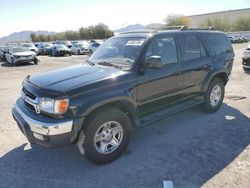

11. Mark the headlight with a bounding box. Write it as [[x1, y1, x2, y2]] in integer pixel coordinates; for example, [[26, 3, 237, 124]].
[[39, 98, 69, 114]]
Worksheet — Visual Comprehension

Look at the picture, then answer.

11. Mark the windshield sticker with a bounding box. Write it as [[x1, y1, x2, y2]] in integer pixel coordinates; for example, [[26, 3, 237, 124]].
[[126, 40, 145, 46]]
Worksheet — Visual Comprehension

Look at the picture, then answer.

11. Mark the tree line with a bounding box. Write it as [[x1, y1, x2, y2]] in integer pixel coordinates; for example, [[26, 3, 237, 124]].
[[30, 23, 114, 42], [163, 14, 250, 32]]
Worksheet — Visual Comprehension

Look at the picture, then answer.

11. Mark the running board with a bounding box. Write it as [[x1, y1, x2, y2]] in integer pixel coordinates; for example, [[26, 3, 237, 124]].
[[135, 99, 203, 128]]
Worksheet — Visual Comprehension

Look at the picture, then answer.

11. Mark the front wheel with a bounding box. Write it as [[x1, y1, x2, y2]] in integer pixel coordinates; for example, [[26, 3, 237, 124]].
[[203, 78, 225, 112], [33, 57, 38, 65], [77, 107, 132, 165]]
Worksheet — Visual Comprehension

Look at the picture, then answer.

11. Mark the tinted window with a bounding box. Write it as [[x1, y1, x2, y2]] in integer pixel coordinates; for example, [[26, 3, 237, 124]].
[[207, 33, 232, 55], [145, 36, 178, 65], [181, 35, 207, 61]]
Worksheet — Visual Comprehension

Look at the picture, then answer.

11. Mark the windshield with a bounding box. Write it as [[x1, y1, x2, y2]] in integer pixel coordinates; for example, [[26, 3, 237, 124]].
[[89, 37, 146, 67], [56, 44, 68, 50], [22, 44, 33, 48]]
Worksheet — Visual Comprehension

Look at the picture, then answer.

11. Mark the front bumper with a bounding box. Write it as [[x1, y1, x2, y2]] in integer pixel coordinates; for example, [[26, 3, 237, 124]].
[[12, 98, 73, 147], [242, 58, 250, 69], [14, 57, 35, 64]]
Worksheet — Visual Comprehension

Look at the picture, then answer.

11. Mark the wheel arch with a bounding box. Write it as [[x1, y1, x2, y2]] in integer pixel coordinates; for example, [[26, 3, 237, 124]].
[[201, 71, 229, 93], [71, 98, 137, 143]]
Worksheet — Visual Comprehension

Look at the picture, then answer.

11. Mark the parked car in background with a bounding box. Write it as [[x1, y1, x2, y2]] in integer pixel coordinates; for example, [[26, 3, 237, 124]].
[[55, 41, 72, 48], [5, 46, 38, 66], [89, 42, 101, 54], [71, 42, 89, 55], [242, 44, 250, 71], [228, 36, 247, 43], [0, 46, 11, 61], [21, 43, 39, 54], [50, 44, 72, 57], [37, 43, 53, 55]]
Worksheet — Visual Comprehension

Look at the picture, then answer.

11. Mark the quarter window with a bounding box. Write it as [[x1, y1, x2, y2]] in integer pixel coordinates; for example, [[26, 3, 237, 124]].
[[145, 36, 178, 65]]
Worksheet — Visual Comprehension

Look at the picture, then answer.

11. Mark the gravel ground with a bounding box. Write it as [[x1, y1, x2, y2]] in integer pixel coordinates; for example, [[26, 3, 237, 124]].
[[0, 44, 249, 188]]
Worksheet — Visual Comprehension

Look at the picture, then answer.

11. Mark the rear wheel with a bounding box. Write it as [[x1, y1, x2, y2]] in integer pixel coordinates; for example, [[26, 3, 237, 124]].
[[77, 107, 132, 165], [203, 78, 225, 112]]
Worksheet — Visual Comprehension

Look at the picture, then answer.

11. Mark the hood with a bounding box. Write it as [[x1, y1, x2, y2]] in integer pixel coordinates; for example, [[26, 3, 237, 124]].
[[14, 51, 36, 56], [28, 63, 125, 93]]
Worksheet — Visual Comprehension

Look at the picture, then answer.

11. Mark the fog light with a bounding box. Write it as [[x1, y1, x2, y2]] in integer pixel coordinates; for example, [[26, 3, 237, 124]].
[[33, 133, 44, 141]]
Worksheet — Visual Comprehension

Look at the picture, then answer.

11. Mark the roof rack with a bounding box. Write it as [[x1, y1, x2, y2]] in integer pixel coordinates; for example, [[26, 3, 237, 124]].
[[180, 26, 216, 30], [161, 25, 187, 30], [119, 30, 158, 35], [119, 26, 216, 35]]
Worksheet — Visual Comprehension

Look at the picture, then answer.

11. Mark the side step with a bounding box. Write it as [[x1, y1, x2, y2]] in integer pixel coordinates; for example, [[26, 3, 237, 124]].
[[135, 99, 203, 128]]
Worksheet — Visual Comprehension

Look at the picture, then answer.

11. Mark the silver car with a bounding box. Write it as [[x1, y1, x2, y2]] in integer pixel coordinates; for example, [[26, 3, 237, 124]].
[[71, 42, 89, 55], [21, 43, 39, 54], [5, 47, 38, 66]]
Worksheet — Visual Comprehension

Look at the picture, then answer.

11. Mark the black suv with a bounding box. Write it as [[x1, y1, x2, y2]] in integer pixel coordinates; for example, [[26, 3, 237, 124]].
[[12, 29, 234, 164]]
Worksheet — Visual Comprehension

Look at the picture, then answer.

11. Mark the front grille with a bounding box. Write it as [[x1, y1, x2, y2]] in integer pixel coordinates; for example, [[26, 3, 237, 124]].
[[22, 87, 36, 100], [24, 100, 36, 112]]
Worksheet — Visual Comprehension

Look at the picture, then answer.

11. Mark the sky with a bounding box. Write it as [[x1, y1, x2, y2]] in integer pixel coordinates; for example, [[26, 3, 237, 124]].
[[0, 0, 249, 37]]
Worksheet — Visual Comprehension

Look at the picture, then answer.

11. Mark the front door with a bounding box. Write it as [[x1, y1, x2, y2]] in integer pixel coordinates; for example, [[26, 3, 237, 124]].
[[136, 35, 183, 115]]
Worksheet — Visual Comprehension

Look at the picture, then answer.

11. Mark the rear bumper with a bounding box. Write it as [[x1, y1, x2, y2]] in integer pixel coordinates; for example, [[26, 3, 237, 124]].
[[12, 98, 74, 147]]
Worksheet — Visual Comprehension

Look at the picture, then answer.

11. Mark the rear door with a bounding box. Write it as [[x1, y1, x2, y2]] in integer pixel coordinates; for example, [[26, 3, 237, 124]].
[[179, 34, 212, 97]]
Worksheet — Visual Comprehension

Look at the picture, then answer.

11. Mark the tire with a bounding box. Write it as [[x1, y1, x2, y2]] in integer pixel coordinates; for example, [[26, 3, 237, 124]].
[[203, 78, 225, 113], [12, 58, 17, 66], [33, 57, 38, 65], [77, 107, 132, 165]]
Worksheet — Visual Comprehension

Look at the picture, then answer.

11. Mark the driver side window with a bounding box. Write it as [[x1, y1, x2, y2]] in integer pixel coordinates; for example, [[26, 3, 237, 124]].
[[145, 36, 178, 65]]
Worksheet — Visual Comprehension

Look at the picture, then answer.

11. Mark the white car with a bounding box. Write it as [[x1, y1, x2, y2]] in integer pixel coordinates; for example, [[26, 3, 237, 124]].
[[71, 42, 89, 55], [21, 43, 39, 54], [5, 47, 38, 66], [89, 42, 101, 54]]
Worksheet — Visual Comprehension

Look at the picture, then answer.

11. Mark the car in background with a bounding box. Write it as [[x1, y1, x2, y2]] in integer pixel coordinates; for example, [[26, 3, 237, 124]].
[[242, 44, 250, 71], [89, 42, 101, 54], [0, 46, 11, 61], [37, 43, 53, 55], [21, 43, 39, 54], [50, 44, 72, 57], [228, 36, 247, 43], [55, 41, 72, 48], [71, 42, 89, 55], [5, 46, 38, 66]]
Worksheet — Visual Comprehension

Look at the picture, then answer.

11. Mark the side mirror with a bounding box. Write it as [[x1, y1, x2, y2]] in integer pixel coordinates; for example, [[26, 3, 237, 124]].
[[145, 56, 162, 69]]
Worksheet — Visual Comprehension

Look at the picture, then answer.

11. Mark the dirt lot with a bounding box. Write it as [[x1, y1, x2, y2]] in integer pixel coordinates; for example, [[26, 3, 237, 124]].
[[0, 44, 250, 188]]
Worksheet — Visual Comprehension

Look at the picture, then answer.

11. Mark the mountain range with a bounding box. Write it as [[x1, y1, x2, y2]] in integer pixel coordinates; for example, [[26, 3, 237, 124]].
[[0, 23, 164, 42], [0, 30, 56, 43]]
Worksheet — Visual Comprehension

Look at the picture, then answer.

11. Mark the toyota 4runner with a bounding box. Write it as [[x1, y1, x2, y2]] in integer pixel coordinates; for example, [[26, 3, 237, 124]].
[[12, 28, 234, 164]]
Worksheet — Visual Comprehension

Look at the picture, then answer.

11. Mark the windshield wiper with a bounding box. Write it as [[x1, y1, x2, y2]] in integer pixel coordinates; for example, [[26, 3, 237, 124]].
[[97, 61, 124, 69], [85, 59, 95, 66]]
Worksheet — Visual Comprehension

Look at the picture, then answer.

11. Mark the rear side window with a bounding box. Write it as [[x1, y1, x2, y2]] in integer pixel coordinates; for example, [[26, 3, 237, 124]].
[[206, 33, 232, 55], [181, 35, 207, 61]]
